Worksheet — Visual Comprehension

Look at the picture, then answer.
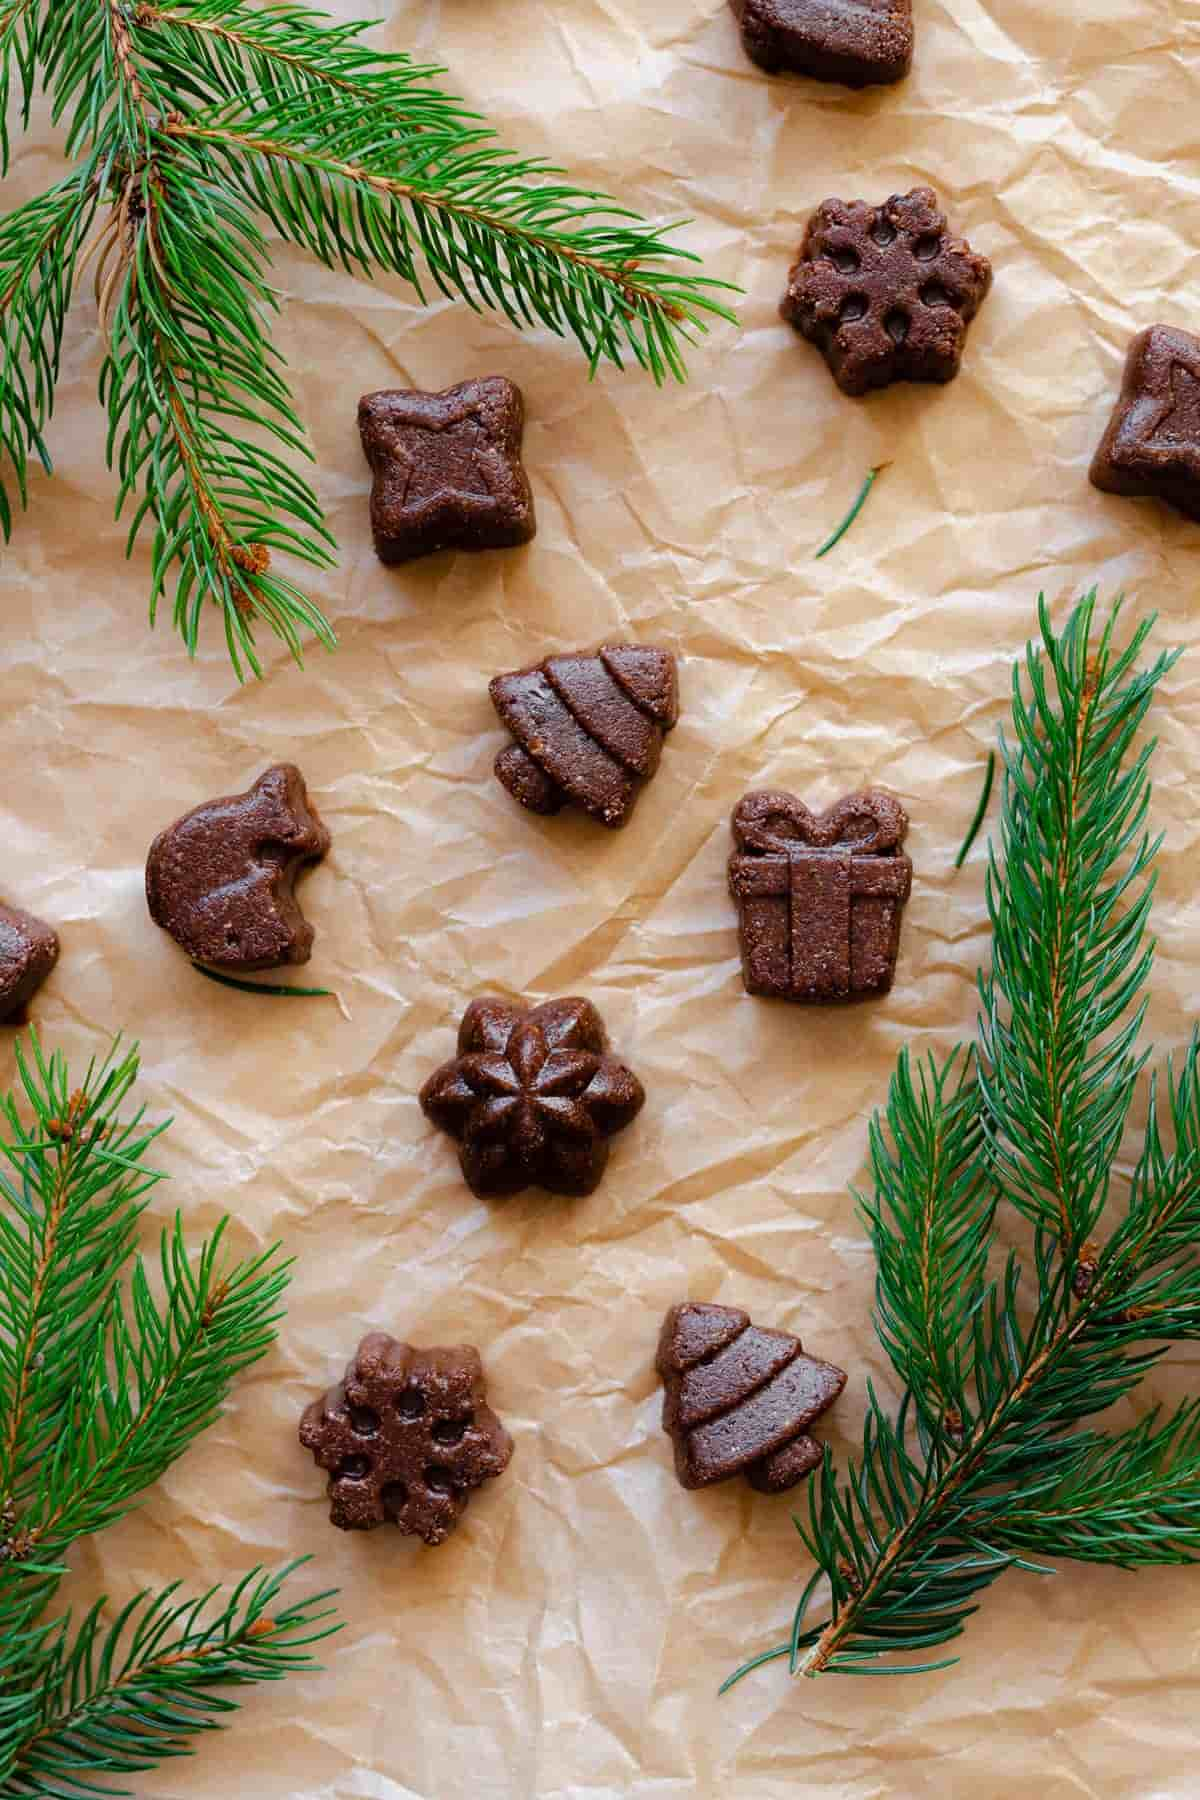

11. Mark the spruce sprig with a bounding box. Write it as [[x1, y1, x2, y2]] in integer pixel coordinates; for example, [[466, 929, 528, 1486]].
[[0, 0, 735, 677], [0, 1033, 338, 1793], [726, 591, 1200, 1688]]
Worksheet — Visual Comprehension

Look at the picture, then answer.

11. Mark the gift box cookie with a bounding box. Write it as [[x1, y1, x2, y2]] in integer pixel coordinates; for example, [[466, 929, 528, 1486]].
[[729, 789, 912, 1003]]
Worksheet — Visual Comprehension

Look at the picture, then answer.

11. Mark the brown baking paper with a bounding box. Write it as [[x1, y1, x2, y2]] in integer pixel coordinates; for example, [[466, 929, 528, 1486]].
[[4, 0, 1200, 1793]]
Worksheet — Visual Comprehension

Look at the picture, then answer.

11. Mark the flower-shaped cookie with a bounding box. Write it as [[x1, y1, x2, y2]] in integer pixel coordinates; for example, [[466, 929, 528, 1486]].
[[781, 186, 992, 396], [419, 997, 645, 1198]]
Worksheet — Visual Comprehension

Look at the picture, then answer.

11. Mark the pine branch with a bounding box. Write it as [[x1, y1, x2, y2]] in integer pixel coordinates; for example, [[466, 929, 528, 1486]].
[[3, 0, 736, 676], [160, 104, 730, 378], [727, 591, 1200, 1690], [977, 1404, 1200, 1567], [860, 1049, 993, 1443], [978, 603, 1162, 1262], [4, 1220, 290, 1577], [0, 170, 100, 537], [99, 154, 337, 677], [0, 1035, 337, 1789], [133, 0, 481, 132], [0, 1564, 339, 1796], [0, 1036, 164, 1527]]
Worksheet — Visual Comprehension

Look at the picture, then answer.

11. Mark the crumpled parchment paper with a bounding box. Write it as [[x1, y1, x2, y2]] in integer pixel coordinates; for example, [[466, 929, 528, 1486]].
[[4, 0, 1200, 1793]]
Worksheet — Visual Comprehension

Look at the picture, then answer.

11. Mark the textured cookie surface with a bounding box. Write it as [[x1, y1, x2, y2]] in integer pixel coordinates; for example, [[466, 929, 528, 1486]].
[[0, 903, 59, 1024], [358, 377, 535, 563], [490, 644, 679, 827], [730, 0, 912, 85], [1090, 325, 1200, 522], [420, 997, 645, 1198], [781, 187, 992, 395], [729, 789, 912, 1002], [145, 764, 329, 971], [300, 1332, 513, 1547], [657, 1302, 845, 1491]]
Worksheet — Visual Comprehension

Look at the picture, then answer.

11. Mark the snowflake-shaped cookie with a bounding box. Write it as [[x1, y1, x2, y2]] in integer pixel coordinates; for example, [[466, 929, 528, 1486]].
[[781, 187, 992, 396], [300, 1332, 513, 1547]]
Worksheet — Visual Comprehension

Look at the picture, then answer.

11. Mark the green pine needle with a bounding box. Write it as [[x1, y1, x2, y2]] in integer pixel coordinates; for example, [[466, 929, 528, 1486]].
[[0, 1032, 338, 1788], [953, 750, 995, 869], [190, 961, 334, 998], [0, 0, 738, 677], [814, 465, 885, 560], [727, 589, 1200, 1691]]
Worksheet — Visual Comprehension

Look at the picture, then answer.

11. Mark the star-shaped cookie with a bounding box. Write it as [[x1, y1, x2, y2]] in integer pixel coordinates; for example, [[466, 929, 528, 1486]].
[[358, 377, 536, 563]]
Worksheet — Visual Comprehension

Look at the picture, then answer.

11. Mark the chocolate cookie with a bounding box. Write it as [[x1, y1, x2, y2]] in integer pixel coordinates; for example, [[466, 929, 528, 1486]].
[[1090, 325, 1200, 522], [0, 903, 59, 1024], [782, 187, 992, 396], [146, 764, 329, 971], [657, 1302, 845, 1491], [300, 1331, 513, 1546], [490, 644, 679, 828], [730, 0, 913, 86], [729, 789, 912, 1002], [358, 377, 536, 564], [420, 997, 645, 1198]]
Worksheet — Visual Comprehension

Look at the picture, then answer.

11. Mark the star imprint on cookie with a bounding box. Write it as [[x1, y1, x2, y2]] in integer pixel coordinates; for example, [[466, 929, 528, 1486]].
[[420, 997, 645, 1198], [358, 377, 536, 563], [781, 187, 992, 396]]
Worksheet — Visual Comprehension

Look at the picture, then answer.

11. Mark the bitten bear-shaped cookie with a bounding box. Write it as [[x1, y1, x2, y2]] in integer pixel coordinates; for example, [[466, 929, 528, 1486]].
[[490, 644, 679, 828], [358, 377, 536, 564], [730, 0, 913, 87], [300, 1332, 513, 1547], [729, 789, 912, 1002], [420, 997, 645, 1198], [657, 1302, 846, 1492], [0, 903, 59, 1024], [1090, 325, 1200, 522], [145, 764, 330, 971], [781, 187, 992, 396]]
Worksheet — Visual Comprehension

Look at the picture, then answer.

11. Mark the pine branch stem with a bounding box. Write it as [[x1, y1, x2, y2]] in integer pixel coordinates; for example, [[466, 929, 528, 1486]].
[[916, 1117, 949, 1421], [804, 1152, 1188, 1678], [1042, 660, 1102, 1252], [0, 1126, 84, 1513], [161, 117, 689, 323], [106, 0, 149, 115]]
